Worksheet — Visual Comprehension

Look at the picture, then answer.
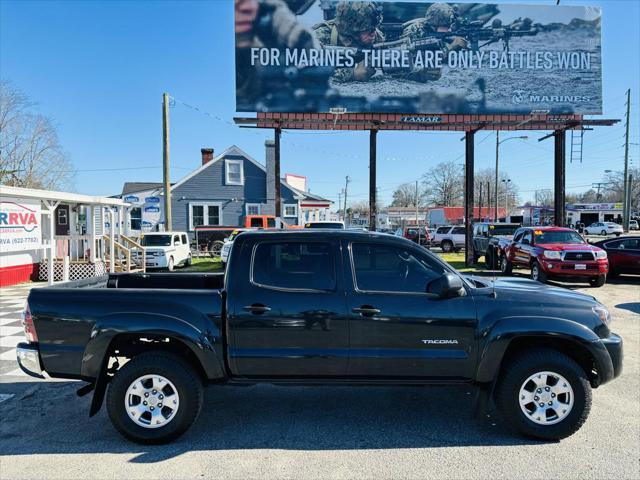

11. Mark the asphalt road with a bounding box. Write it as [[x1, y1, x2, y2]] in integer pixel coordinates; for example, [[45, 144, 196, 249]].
[[1, 278, 638, 480]]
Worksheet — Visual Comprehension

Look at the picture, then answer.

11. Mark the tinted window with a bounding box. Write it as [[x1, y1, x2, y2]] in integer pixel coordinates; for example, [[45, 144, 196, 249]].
[[352, 243, 444, 293], [305, 222, 344, 229], [252, 242, 335, 291], [513, 230, 524, 243], [141, 235, 171, 246], [250, 217, 262, 228], [267, 218, 276, 228], [489, 224, 519, 236], [173, 235, 180, 245], [451, 227, 466, 235], [608, 238, 640, 249], [522, 231, 533, 244], [181, 234, 188, 244], [437, 227, 450, 234]]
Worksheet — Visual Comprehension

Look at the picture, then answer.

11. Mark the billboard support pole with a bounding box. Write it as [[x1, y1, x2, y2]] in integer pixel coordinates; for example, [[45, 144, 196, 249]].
[[162, 92, 172, 231], [554, 130, 566, 227], [274, 127, 282, 223], [464, 131, 475, 267], [369, 129, 377, 231]]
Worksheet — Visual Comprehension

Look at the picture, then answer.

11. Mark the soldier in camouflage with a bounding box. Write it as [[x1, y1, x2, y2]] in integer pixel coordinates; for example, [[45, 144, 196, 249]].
[[313, 1, 385, 83], [235, 0, 317, 107], [399, 2, 469, 82]]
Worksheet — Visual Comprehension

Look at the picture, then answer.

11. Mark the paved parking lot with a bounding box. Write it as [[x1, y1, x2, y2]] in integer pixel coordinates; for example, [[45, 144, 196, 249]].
[[0, 277, 638, 479]]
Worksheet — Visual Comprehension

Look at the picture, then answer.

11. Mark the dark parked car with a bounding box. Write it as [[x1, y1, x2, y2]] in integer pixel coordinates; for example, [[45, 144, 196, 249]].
[[593, 236, 640, 277], [472, 222, 520, 266], [18, 230, 622, 444]]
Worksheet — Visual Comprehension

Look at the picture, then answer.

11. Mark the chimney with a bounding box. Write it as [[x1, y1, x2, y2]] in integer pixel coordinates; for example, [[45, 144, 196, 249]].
[[201, 148, 214, 165], [265, 140, 276, 216]]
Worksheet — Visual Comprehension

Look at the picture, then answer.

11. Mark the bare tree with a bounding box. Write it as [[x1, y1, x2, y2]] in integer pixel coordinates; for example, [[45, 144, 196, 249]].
[[391, 182, 426, 207], [0, 81, 74, 190], [603, 167, 639, 212], [422, 161, 463, 206]]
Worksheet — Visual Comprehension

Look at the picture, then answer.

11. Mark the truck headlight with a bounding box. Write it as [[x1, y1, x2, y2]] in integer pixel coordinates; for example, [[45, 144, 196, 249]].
[[592, 305, 611, 326], [543, 251, 561, 259], [157, 251, 165, 257], [595, 250, 607, 260]]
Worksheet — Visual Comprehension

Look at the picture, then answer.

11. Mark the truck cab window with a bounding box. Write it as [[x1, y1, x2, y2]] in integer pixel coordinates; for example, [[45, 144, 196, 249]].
[[252, 242, 335, 291], [351, 243, 444, 293]]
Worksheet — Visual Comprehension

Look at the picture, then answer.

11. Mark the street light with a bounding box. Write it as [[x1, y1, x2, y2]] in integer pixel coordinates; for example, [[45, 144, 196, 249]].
[[495, 133, 528, 221], [501, 178, 512, 220]]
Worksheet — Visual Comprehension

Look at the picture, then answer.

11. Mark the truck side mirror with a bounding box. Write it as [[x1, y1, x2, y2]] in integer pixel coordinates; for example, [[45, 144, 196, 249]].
[[427, 273, 465, 299]]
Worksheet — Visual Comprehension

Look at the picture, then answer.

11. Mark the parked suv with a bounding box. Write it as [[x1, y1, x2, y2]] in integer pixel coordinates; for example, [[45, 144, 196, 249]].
[[432, 225, 465, 252], [501, 227, 608, 286], [139, 232, 192, 271], [584, 222, 623, 236], [472, 222, 520, 265]]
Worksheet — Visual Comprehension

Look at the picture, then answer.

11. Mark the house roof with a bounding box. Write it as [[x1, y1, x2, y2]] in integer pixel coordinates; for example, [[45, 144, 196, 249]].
[[288, 185, 332, 204], [121, 182, 165, 196]]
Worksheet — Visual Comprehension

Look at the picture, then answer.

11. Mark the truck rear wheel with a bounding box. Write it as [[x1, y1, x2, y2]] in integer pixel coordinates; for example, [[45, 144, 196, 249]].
[[106, 352, 203, 444], [495, 348, 592, 440]]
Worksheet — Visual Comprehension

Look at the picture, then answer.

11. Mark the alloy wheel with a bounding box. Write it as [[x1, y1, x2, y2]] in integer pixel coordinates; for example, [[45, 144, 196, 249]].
[[518, 371, 574, 425], [124, 374, 180, 429]]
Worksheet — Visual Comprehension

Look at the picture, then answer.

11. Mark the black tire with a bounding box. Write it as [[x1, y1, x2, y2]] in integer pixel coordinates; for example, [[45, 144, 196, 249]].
[[106, 352, 203, 444], [441, 240, 453, 253], [485, 249, 493, 269], [530, 261, 548, 283], [601, 230, 607, 236], [589, 275, 606, 287], [167, 256, 174, 272], [500, 255, 513, 275], [495, 348, 592, 440], [185, 254, 192, 267], [472, 250, 480, 264]]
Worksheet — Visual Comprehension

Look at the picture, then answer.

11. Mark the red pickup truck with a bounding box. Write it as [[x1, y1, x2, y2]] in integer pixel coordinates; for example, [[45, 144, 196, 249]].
[[501, 226, 609, 287]]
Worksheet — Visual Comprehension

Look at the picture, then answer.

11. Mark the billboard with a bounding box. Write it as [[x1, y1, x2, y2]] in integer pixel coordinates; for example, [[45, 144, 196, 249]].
[[0, 198, 42, 253], [235, 1, 602, 114]]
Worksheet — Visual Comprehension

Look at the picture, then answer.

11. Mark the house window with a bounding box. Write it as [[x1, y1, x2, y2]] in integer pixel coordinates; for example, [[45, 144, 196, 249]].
[[57, 208, 68, 225], [284, 204, 298, 218], [189, 203, 222, 230], [130, 207, 142, 230], [246, 203, 261, 216], [225, 159, 244, 185]]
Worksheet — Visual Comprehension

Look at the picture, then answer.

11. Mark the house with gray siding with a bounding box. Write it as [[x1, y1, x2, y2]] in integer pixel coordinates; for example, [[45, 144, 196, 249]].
[[117, 142, 331, 238]]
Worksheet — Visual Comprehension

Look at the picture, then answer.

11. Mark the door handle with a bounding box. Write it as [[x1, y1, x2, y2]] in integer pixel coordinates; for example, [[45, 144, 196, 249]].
[[352, 306, 380, 316], [243, 304, 271, 314]]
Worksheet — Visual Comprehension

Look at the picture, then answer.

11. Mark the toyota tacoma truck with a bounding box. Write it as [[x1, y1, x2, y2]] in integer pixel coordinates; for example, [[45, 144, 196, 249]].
[[500, 227, 609, 286], [471, 222, 520, 267], [17, 230, 622, 444]]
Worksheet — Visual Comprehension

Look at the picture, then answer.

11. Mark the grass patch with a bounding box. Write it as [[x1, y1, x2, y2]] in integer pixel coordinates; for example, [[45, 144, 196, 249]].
[[182, 257, 224, 272], [436, 251, 477, 273]]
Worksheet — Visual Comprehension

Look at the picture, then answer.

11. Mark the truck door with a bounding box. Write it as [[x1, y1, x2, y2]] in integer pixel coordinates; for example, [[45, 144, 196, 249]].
[[514, 230, 534, 265], [227, 238, 348, 376], [345, 241, 477, 379]]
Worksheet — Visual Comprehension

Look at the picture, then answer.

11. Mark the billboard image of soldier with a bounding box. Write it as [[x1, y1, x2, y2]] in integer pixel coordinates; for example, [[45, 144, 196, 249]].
[[235, 1, 603, 114]]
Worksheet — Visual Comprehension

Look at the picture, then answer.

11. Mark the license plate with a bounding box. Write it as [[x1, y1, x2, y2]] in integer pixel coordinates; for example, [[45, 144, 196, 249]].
[[575, 264, 587, 270]]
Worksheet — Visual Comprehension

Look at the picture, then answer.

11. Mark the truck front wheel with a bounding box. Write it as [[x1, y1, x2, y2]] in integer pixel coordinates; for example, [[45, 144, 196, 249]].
[[106, 352, 203, 444], [495, 348, 592, 440], [530, 261, 548, 283]]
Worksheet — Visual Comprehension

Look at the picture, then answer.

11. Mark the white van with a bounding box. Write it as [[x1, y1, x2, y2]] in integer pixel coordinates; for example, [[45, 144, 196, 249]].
[[139, 232, 192, 271]]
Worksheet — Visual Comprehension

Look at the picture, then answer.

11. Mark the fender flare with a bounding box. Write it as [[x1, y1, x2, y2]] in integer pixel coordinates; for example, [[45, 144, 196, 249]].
[[475, 316, 610, 384], [81, 312, 225, 380]]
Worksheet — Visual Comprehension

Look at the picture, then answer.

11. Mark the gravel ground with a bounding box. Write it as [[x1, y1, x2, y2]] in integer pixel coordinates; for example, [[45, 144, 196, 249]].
[[0, 278, 638, 480]]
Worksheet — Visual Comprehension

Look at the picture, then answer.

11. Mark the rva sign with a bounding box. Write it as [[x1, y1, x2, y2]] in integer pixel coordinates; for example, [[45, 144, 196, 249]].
[[0, 198, 42, 253]]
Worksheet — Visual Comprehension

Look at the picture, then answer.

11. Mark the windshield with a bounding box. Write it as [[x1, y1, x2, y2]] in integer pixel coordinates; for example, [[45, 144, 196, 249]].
[[141, 235, 172, 246], [305, 222, 344, 229], [534, 230, 585, 245], [489, 225, 519, 236]]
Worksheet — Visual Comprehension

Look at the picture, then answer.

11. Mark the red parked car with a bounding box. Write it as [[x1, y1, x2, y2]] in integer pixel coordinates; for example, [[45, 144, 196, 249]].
[[593, 236, 640, 277], [501, 226, 609, 287], [396, 225, 431, 247]]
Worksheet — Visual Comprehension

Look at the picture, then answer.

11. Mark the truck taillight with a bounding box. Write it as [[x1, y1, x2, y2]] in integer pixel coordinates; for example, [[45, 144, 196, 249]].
[[22, 303, 38, 343]]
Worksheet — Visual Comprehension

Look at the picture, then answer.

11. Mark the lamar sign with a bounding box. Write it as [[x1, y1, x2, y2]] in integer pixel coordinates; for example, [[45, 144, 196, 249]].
[[235, 1, 602, 114], [0, 198, 42, 253]]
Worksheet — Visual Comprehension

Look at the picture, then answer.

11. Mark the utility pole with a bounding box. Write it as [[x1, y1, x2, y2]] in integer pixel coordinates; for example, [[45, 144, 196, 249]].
[[494, 131, 499, 221], [337, 190, 343, 221], [343, 176, 350, 226], [623, 89, 631, 231], [162, 92, 172, 231], [486, 182, 491, 221], [478, 182, 483, 222], [415, 180, 420, 244]]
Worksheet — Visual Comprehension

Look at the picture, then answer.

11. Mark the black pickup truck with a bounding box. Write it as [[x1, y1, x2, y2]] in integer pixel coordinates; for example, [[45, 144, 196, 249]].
[[17, 230, 622, 444], [472, 222, 521, 268]]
